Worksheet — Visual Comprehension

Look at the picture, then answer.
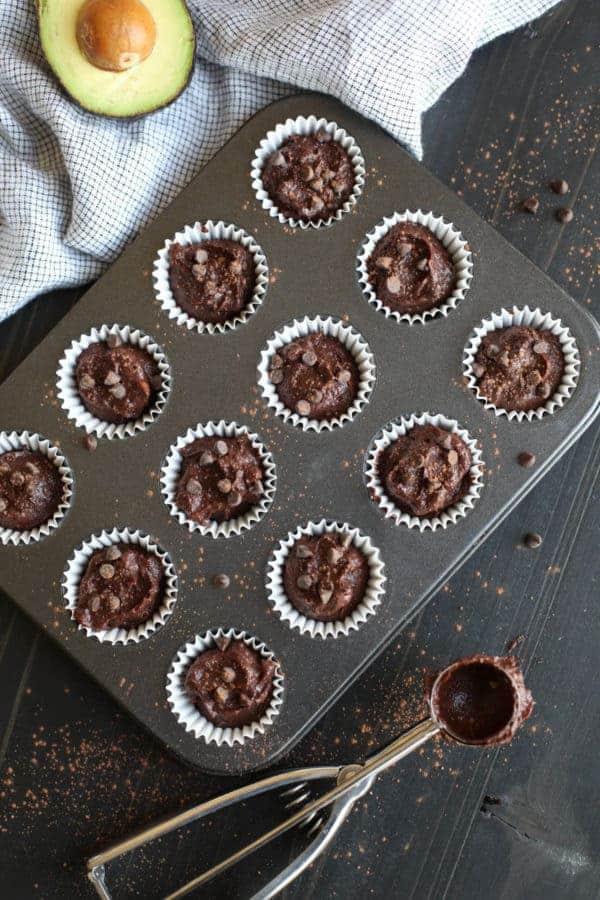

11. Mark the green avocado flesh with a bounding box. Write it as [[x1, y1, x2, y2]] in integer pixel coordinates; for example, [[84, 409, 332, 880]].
[[37, 0, 195, 117]]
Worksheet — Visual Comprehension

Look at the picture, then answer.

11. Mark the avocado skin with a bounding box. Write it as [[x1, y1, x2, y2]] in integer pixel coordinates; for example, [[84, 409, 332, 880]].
[[36, 0, 196, 119]]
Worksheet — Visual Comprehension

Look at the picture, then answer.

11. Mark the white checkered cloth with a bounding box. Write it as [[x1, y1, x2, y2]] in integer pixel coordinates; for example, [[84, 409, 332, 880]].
[[0, 0, 558, 320]]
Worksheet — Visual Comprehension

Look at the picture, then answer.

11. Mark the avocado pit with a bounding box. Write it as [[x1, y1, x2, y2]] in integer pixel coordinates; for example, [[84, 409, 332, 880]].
[[76, 0, 157, 72]]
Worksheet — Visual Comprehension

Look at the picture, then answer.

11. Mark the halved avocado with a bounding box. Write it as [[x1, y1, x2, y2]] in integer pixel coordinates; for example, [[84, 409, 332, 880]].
[[37, 0, 195, 117]]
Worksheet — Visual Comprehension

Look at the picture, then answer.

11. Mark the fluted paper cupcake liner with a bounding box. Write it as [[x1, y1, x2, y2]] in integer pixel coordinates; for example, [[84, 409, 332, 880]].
[[257, 315, 376, 432], [152, 220, 269, 334], [462, 305, 580, 422], [357, 209, 474, 325], [251, 115, 365, 229], [364, 412, 484, 532], [56, 324, 171, 439], [160, 420, 276, 539], [0, 431, 73, 546], [62, 527, 178, 645], [266, 519, 386, 640], [166, 627, 284, 747]]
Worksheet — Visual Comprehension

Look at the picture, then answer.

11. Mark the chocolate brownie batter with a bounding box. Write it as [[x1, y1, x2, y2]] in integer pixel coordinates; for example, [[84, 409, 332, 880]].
[[75, 543, 165, 632], [379, 424, 471, 518], [0, 450, 63, 531], [367, 222, 456, 314], [428, 654, 534, 746], [76, 340, 160, 424], [175, 435, 264, 525], [185, 637, 276, 728], [168, 240, 255, 325], [283, 532, 369, 622], [262, 131, 354, 222], [472, 325, 564, 412], [269, 333, 359, 421]]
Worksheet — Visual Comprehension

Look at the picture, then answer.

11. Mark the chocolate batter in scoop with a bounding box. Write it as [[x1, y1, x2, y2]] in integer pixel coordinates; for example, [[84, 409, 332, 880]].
[[75, 543, 165, 632], [473, 325, 564, 412], [270, 333, 359, 422], [379, 424, 472, 518], [283, 531, 369, 622], [0, 449, 63, 531], [428, 655, 534, 746], [175, 435, 264, 525], [185, 637, 276, 728], [367, 222, 456, 314], [76, 340, 160, 424]]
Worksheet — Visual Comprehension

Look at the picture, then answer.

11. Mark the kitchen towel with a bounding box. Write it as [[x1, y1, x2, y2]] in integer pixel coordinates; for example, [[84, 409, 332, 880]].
[[0, 0, 559, 320]]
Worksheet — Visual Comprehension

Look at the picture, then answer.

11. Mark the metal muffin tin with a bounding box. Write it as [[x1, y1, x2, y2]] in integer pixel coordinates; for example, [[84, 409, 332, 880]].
[[0, 94, 598, 775]]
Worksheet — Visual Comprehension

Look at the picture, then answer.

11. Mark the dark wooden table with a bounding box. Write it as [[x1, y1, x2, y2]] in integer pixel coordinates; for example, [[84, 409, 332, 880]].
[[1, 2, 598, 897]]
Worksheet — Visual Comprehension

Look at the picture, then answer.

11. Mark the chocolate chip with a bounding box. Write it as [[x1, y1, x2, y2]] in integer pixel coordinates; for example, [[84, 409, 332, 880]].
[[89, 596, 101, 612], [99, 563, 115, 580], [328, 546, 343, 565], [550, 179, 568, 195], [228, 490, 243, 506], [217, 478, 232, 494], [199, 451, 214, 466], [310, 177, 324, 191], [308, 389, 323, 404], [416, 257, 429, 272], [270, 150, 286, 167], [271, 354, 283, 368], [194, 247, 208, 264], [296, 400, 311, 416], [222, 665, 236, 683], [105, 545, 121, 561], [336, 370, 352, 384], [331, 178, 346, 194], [191, 263, 206, 280], [0, 498, 7, 513], [472, 363, 485, 378], [104, 370, 121, 386], [556, 207, 573, 223], [521, 197, 539, 214], [214, 636, 231, 652], [499, 351, 510, 367], [315, 129, 332, 142], [186, 477, 202, 495], [106, 333, 122, 349], [524, 532, 543, 549], [79, 373, 95, 391], [79, 609, 92, 626], [486, 343, 500, 357], [300, 164, 314, 181], [447, 449, 458, 466], [270, 368, 284, 384], [399, 242, 412, 257], [10, 471, 25, 487], [538, 382, 552, 399], [80, 432, 96, 454], [319, 585, 333, 604], [229, 259, 243, 275], [296, 544, 313, 559], [532, 341, 549, 354], [215, 686, 230, 703], [517, 451, 536, 468], [24, 461, 38, 475], [302, 350, 317, 367], [213, 573, 230, 589], [296, 574, 313, 590], [109, 384, 127, 400], [107, 594, 121, 611], [215, 440, 228, 457], [24, 479, 36, 496], [375, 256, 393, 269], [386, 274, 401, 294]]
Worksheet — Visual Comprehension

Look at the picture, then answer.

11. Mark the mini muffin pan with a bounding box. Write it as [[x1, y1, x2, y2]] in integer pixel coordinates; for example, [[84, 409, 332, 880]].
[[0, 95, 598, 775]]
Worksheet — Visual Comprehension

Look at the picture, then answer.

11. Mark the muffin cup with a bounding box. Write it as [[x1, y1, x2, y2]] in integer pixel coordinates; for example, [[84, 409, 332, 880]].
[[166, 627, 285, 747], [152, 220, 269, 335], [62, 527, 178, 645], [160, 420, 276, 539], [56, 324, 171, 440], [357, 209, 474, 325], [257, 315, 376, 432], [364, 412, 484, 532], [462, 305, 581, 422], [0, 430, 73, 546], [251, 115, 366, 230], [266, 519, 386, 640]]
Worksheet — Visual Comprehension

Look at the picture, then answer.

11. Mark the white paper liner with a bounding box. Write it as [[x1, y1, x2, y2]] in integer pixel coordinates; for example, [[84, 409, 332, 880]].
[[166, 627, 284, 747], [356, 209, 474, 325], [56, 324, 171, 439], [364, 412, 484, 532], [152, 220, 269, 334], [160, 420, 276, 539], [62, 527, 178, 645], [0, 431, 73, 546], [257, 315, 376, 432], [266, 519, 386, 640], [250, 115, 366, 229], [462, 305, 581, 422]]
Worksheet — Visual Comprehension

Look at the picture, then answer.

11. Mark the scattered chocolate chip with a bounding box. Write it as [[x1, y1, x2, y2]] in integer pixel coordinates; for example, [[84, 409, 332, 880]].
[[538, 382, 552, 399], [109, 383, 127, 400], [550, 179, 568, 195], [215, 686, 230, 703], [309, 177, 324, 191], [416, 257, 429, 272], [89, 596, 101, 612], [104, 370, 121, 386], [315, 129, 332, 142], [296, 574, 313, 590], [214, 635, 231, 651], [79, 373, 95, 391], [229, 259, 243, 275], [521, 197, 539, 214], [106, 333, 122, 349], [270, 368, 284, 384], [336, 370, 352, 384], [0, 498, 7, 513], [191, 263, 206, 280], [99, 563, 115, 580], [296, 400, 311, 416], [194, 247, 208, 264], [308, 389, 323, 404], [79, 609, 92, 626], [517, 451, 536, 468], [10, 471, 25, 487], [300, 163, 314, 181], [271, 151, 286, 167], [524, 532, 543, 549], [228, 490, 243, 507], [217, 478, 232, 494], [486, 343, 500, 357], [302, 350, 317, 367], [318, 585, 333, 604], [328, 546, 343, 565], [215, 440, 228, 457], [399, 242, 412, 257], [532, 341, 549, 354], [375, 256, 393, 269], [386, 274, 401, 294], [108, 594, 121, 611], [25, 461, 39, 474], [555, 206, 573, 223], [472, 362, 485, 378], [199, 451, 214, 466], [213, 573, 230, 589], [105, 545, 121, 561], [222, 666, 236, 683], [185, 477, 202, 495], [447, 449, 458, 466], [271, 354, 283, 368], [296, 544, 313, 559]]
